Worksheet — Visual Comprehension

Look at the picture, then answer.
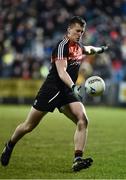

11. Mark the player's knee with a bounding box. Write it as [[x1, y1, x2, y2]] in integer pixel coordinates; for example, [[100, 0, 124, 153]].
[[77, 120, 84, 131], [77, 114, 88, 130]]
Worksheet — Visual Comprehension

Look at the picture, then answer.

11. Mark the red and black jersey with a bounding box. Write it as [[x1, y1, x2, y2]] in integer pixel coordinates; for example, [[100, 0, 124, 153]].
[[33, 37, 86, 112], [43, 36, 85, 91], [51, 36, 84, 62]]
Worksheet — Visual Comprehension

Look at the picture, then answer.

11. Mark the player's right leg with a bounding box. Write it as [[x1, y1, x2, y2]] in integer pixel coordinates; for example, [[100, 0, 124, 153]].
[[60, 102, 93, 172], [1, 107, 47, 166]]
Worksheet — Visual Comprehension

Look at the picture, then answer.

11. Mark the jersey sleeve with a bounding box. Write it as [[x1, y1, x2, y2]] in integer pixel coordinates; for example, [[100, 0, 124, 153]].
[[51, 39, 69, 62]]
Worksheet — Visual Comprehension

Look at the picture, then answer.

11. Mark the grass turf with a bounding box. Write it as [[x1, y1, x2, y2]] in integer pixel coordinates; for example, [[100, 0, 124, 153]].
[[0, 105, 126, 179]]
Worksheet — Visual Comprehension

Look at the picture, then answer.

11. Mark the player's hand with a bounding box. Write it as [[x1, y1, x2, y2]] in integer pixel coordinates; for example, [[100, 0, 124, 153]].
[[71, 84, 82, 100], [96, 45, 109, 54], [101, 45, 109, 52]]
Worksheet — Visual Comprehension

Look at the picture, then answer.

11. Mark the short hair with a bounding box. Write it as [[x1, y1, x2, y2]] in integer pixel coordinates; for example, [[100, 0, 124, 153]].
[[68, 16, 86, 28]]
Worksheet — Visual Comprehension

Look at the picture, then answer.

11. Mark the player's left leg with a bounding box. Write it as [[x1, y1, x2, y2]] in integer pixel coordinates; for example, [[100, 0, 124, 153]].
[[60, 102, 93, 171]]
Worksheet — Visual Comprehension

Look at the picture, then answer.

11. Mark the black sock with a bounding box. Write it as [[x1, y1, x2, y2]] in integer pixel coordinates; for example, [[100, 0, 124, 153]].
[[8, 140, 15, 148], [74, 150, 83, 161]]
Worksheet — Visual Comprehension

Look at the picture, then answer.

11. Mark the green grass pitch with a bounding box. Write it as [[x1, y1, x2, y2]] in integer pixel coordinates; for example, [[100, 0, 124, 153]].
[[0, 105, 126, 179]]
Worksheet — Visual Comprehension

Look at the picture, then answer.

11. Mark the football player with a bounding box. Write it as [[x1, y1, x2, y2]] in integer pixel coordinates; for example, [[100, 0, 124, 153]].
[[1, 16, 108, 171]]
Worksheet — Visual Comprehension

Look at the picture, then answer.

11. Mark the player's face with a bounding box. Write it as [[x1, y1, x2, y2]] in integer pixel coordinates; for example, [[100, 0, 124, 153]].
[[67, 23, 85, 42]]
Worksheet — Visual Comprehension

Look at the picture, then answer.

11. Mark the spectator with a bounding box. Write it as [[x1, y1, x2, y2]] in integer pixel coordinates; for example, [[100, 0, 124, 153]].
[[0, 0, 126, 82]]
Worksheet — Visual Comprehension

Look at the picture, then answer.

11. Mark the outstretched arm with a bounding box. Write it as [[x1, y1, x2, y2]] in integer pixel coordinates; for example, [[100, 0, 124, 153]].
[[83, 45, 108, 55]]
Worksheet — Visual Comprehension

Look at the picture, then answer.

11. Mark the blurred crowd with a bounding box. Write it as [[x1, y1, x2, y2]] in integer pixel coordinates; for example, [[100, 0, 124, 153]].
[[0, 0, 126, 82]]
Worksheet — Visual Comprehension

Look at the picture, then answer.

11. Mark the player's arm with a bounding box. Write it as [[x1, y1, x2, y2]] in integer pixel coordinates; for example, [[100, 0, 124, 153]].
[[55, 60, 80, 97], [54, 40, 80, 97], [83, 45, 108, 55], [55, 59, 74, 88]]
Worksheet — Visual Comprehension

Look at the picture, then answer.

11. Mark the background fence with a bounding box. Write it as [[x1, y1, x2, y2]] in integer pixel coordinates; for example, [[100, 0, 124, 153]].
[[0, 79, 126, 107]]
